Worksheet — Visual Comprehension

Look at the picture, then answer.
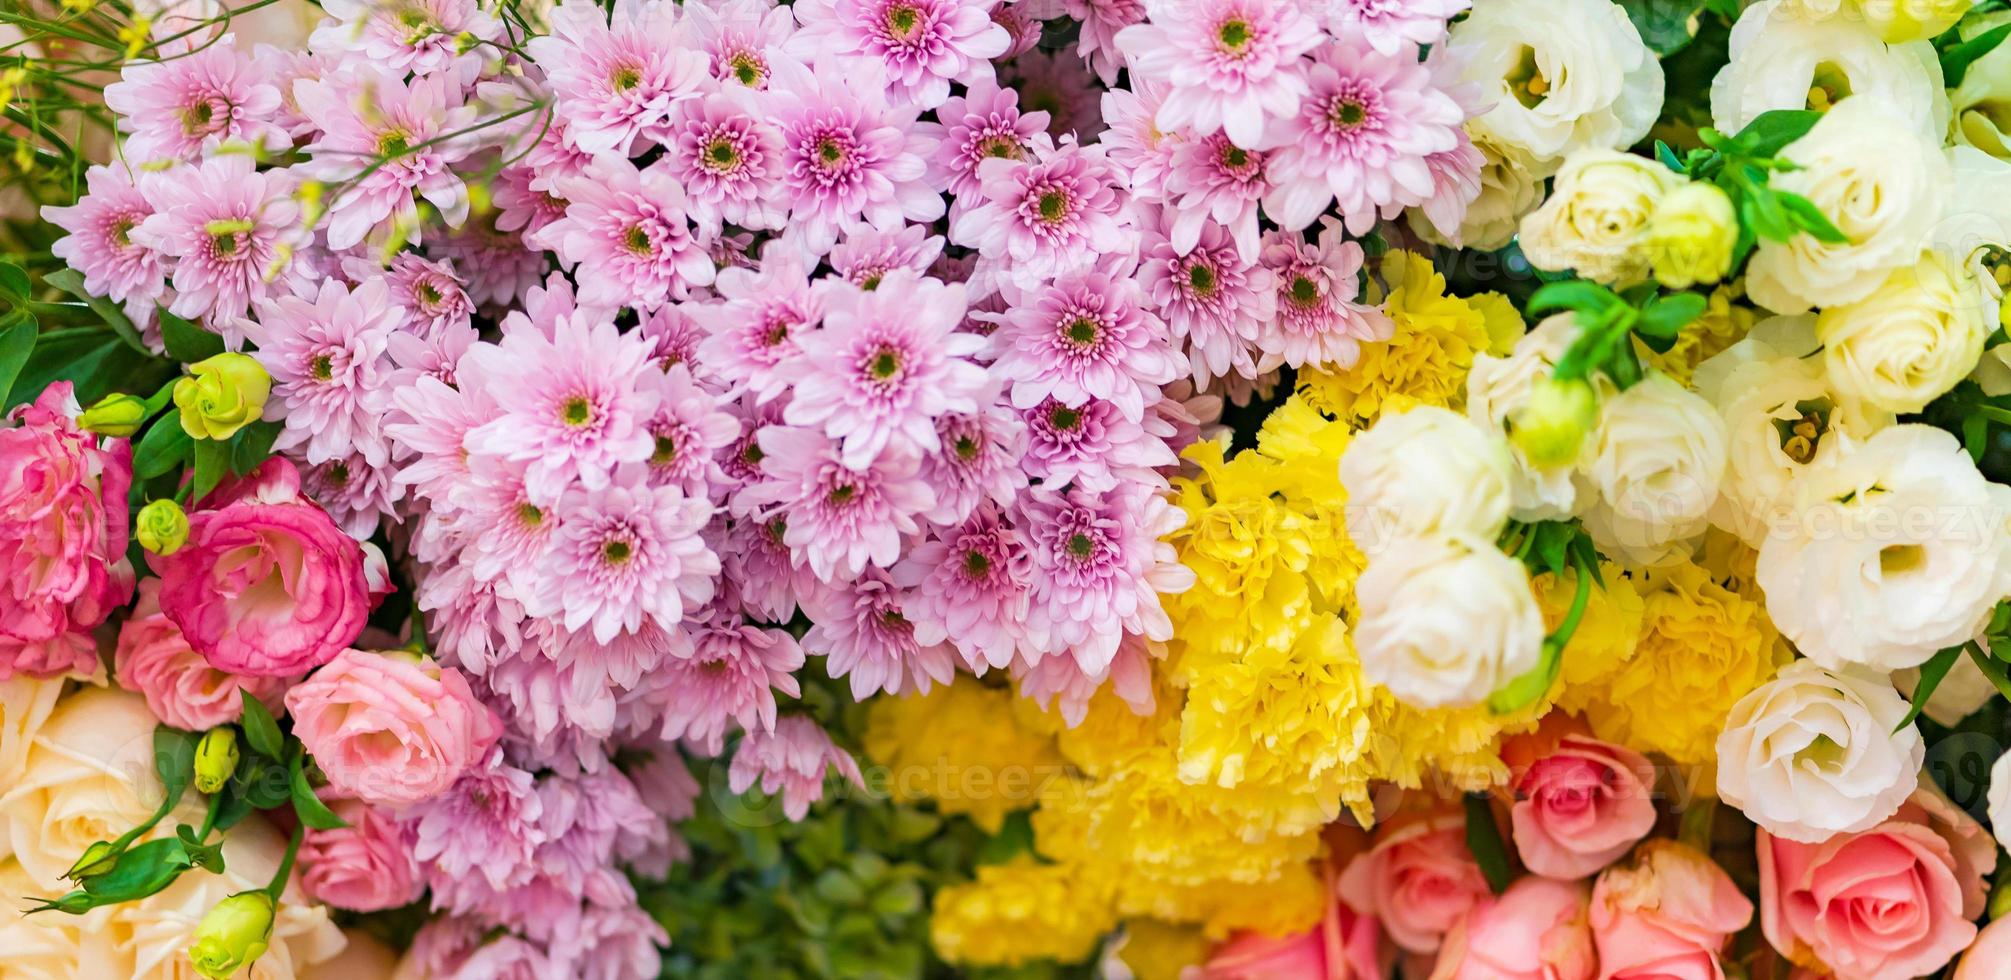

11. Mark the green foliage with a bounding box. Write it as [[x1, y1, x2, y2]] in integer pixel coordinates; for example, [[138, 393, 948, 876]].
[[1529, 280, 1709, 389], [1617, 0, 1709, 56]]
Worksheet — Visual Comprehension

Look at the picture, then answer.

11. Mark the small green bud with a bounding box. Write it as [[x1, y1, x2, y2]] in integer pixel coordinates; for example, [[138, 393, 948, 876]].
[[1510, 377, 1599, 468], [136, 499, 191, 556], [64, 841, 121, 881], [187, 891, 274, 980], [193, 728, 238, 795], [77, 393, 149, 437]]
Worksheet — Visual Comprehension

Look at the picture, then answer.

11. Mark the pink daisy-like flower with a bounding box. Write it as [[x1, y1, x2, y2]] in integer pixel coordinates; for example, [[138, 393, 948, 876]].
[[530, 466, 719, 643], [780, 272, 987, 469], [104, 38, 287, 164], [130, 154, 311, 324], [386, 371, 494, 502], [1019, 395, 1176, 492], [1115, 0, 1323, 148], [990, 1, 1047, 58], [918, 401, 1027, 526], [1002, 48, 1105, 140], [727, 716, 865, 821], [451, 458, 560, 597], [462, 311, 661, 500], [720, 513, 831, 623], [253, 43, 336, 140], [825, 224, 946, 291], [313, 0, 502, 82], [371, 252, 474, 339], [299, 452, 401, 540], [691, 251, 822, 402], [1402, 43, 1487, 241], [1325, 0, 1469, 56], [1134, 210, 1276, 382], [988, 268, 1181, 422], [639, 304, 709, 380], [492, 168, 571, 245], [653, 617, 804, 753], [524, 0, 707, 155], [950, 139, 1127, 288], [416, 561, 527, 675], [890, 509, 1031, 671], [737, 426, 935, 581], [1165, 130, 1270, 261], [1017, 483, 1192, 673], [296, 68, 477, 250], [1254, 217, 1393, 370], [920, 77, 1052, 200], [44, 165, 167, 327], [383, 316, 475, 394], [788, 0, 1011, 109], [1013, 630, 1158, 725], [430, 220, 550, 311], [640, 365, 739, 496], [804, 569, 958, 699], [1257, 35, 1465, 233], [533, 156, 717, 312], [1063, 0, 1145, 83], [244, 277, 399, 466], [686, 0, 800, 90], [409, 749, 546, 895], [765, 58, 944, 257], [717, 398, 786, 499], [663, 87, 788, 236]]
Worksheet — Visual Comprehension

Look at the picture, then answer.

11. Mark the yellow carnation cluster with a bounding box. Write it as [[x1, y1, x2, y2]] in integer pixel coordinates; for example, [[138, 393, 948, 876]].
[[863, 681, 1069, 833]]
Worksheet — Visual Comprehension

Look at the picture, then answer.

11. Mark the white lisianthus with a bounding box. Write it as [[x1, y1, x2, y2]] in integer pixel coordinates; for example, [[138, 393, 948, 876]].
[[1745, 97, 1953, 315], [1716, 660, 1926, 843], [1757, 425, 2011, 672], [1581, 374, 1728, 567], [1710, 0, 1950, 139], [1857, 0, 1976, 43], [1340, 405, 1515, 551], [1355, 534, 1545, 709], [1991, 750, 2011, 853], [1411, 132, 1551, 251], [1952, 14, 2011, 161], [1817, 250, 1992, 414], [1466, 315, 1588, 521], [1893, 649, 1999, 726], [1447, 0, 1664, 163], [1518, 149, 1683, 284]]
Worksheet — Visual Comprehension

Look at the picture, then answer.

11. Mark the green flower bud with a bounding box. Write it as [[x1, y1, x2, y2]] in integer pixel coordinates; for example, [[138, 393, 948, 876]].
[[136, 499, 191, 556], [77, 393, 149, 437], [193, 728, 238, 795], [64, 841, 120, 881], [1510, 377, 1599, 469], [174, 353, 269, 441], [1644, 182, 1737, 290], [187, 891, 274, 980]]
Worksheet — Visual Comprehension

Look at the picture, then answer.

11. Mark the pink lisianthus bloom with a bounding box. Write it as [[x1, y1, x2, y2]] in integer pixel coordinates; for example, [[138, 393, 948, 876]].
[[298, 796, 424, 912], [1430, 876, 1595, 980], [1591, 840, 1754, 980], [103, 37, 287, 164], [0, 382, 135, 681], [296, 68, 478, 250], [523, 0, 708, 156], [149, 458, 369, 678], [1253, 217, 1393, 371], [114, 580, 293, 730], [130, 154, 312, 324], [533, 155, 718, 312], [1017, 482, 1190, 674], [43, 165, 167, 333], [245, 276, 401, 467], [1114, 0, 1323, 148], [313, 0, 502, 83], [1205, 867, 1387, 979], [788, 0, 1011, 109], [727, 715, 864, 821], [1955, 917, 2011, 979], [764, 58, 945, 257], [285, 648, 502, 807], [1339, 811, 1492, 955], [950, 139, 1127, 289], [1506, 730, 1658, 881]]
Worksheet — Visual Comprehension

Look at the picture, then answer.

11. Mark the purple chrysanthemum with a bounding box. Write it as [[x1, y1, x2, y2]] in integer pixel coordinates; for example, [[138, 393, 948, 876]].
[[788, 0, 1012, 109], [987, 268, 1181, 422]]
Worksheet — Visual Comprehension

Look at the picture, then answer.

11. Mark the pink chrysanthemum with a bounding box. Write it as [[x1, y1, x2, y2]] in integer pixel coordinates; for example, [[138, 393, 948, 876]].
[[1097, 79, 1182, 203], [130, 154, 311, 324], [717, 398, 786, 498], [44, 165, 167, 327], [686, 0, 799, 90], [245, 277, 399, 466], [950, 139, 1127, 288], [296, 68, 477, 250], [416, 561, 528, 675], [1257, 36, 1465, 233], [889, 509, 1031, 671], [640, 365, 739, 496], [429, 221, 550, 311], [462, 311, 661, 499], [1115, 0, 1323, 148], [804, 569, 958, 698], [313, 0, 502, 81], [780, 272, 987, 469], [1019, 396, 1176, 492], [789, 0, 1011, 109], [691, 252, 823, 402], [920, 77, 1051, 200], [451, 458, 560, 598], [663, 88, 788, 237], [1324, 0, 1469, 56], [524, 0, 707, 155], [1254, 217, 1393, 370], [409, 750, 546, 896], [988, 268, 1181, 422], [919, 401, 1027, 525], [1165, 131, 1270, 261], [299, 452, 402, 540], [1017, 483, 1192, 673], [825, 224, 946, 291], [529, 466, 718, 643], [1134, 210, 1276, 382], [727, 716, 864, 821], [104, 38, 287, 164], [1063, 0, 1146, 83], [1012, 630, 1158, 725], [738, 426, 935, 581], [653, 617, 804, 753], [990, 1, 1047, 57], [721, 512, 831, 623], [371, 252, 474, 339], [534, 156, 716, 312], [765, 59, 944, 256], [1403, 44, 1487, 241], [639, 305, 709, 380], [386, 371, 495, 502], [1003, 48, 1105, 140]]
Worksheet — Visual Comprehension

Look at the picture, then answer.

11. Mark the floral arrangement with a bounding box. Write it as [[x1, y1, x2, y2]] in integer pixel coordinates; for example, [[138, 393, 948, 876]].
[[11, 0, 2011, 977]]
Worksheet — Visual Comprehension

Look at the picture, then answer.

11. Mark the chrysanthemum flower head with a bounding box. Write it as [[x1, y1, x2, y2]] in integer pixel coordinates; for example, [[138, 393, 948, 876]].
[[296, 67, 478, 250], [524, 0, 708, 155], [534, 156, 717, 312], [104, 38, 287, 164], [990, 266, 1182, 422], [130, 154, 311, 325], [789, 0, 1012, 109], [652, 617, 804, 754], [528, 465, 718, 644], [245, 276, 402, 467], [313, 0, 502, 82], [727, 715, 864, 821], [1019, 482, 1193, 674], [950, 138, 1128, 288], [1114, 0, 1324, 148], [764, 57, 945, 257], [44, 165, 167, 325], [663, 87, 788, 237], [890, 508, 1033, 671], [1252, 217, 1393, 371], [805, 568, 959, 698], [921, 76, 1053, 199]]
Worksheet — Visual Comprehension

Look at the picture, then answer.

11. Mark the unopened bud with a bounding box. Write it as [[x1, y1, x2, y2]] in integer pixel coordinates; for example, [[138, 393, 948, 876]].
[[187, 891, 274, 980], [193, 728, 238, 795], [137, 499, 190, 555], [1510, 377, 1599, 469], [78, 393, 148, 437]]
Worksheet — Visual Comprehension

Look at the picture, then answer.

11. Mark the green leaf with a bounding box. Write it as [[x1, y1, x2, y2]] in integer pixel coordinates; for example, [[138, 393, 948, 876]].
[[976, 810, 1035, 865], [42, 267, 151, 356], [0, 262, 31, 301], [174, 825, 227, 874], [191, 438, 228, 501], [132, 417, 192, 480], [1617, 0, 1706, 55], [1965, 642, 2011, 701], [1654, 140, 1686, 174], [74, 838, 192, 903], [241, 756, 292, 809], [1943, 22, 2011, 87], [0, 312, 35, 408], [5, 329, 172, 412], [289, 754, 348, 830], [158, 309, 225, 363], [1898, 644, 1963, 732], [1637, 292, 1709, 346], [1778, 191, 1850, 244], [228, 420, 282, 475], [1740, 188, 1795, 243], [1730, 109, 1824, 158], [152, 726, 199, 811], [1528, 280, 1623, 317], [1463, 793, 1513, 894], [239, 690, 285, 759]]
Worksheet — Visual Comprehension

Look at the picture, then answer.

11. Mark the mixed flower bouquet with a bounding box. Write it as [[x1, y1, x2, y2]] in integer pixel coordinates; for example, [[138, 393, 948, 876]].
[[9, 0, 2011, 976]]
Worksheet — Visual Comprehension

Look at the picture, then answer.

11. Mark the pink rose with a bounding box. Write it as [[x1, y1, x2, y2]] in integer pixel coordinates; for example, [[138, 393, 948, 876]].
[[1430, 876, 1596, 980], [113, 580, 293, 730], [1339, 813, 1493, 955], [298, 796, 423, 912], [0, 382, 134, 680], [1955, 918, 2011, 979], [1591, 840, 1752, 980], [1511, 734, 1659, 880], [1205, 869, 1386, 979], [284, 649, 501, 808], [149, 458, 369, 677], [1760, 783, 1995, 980]]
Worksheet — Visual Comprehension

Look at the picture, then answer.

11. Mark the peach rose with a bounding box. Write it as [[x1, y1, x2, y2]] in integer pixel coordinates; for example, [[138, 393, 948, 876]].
[[1430, 876, 1596, 980], [284, 650, 501, 808], [1204, 870, 1385, 979], [0, 858, 132, 979], [1339, 813, 1492, 955], [1590, 840, 1752, 980], [1954, 917, 2011, 980], [1510, 733, 1659, 880], [298, 797, 423, 912], [114, 580, 294, 731]]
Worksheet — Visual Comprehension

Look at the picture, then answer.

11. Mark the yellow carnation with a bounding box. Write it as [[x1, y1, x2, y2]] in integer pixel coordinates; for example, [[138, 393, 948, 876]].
[[864, 679, 1068, 832], [930, 859, 1117, 968], [1538, 563, 1647, 716], [1119, 920, 1212, 980], [1636, 284, 1756, 386], [1297, 251, 1491, 424]]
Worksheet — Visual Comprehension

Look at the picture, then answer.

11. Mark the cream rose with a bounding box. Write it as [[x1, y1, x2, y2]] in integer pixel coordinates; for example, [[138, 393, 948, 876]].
[[1952, 14, 2011, 161], [1581, 374, 1728, 567], [0, 676, 66, 804], [0, 859, 133, 979], [1757, 425, 2011, 672], [1991, 751, 2011, 854], [1718, 660, 1925, 843], [1818, 250, 1992, 414], [1355, 533, 1545, 708], [1447, 0, 1664, 163], [1466, 315, 1589, 521], [1413, 132, 1552, 251], [1340, 405, 1515, 549], [1710, 1, 1950, 139], [1745, 96, 1952, 315], [1518, 150, 1683, 284]]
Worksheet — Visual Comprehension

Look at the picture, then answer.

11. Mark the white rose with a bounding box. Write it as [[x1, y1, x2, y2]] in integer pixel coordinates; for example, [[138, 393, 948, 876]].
[[0, 859, 133, 979], [1355, 534, 1545, 708], [1340, 405, 1515, 550], [1581, 374, 1728, 567], [1745, 96, 1952, 315], [1991, 750, 2011, 853], [1893, 650, 1999, 726], [1518, 149, 1683, 284], [1413, 132, 1552, 251], [1716, 659, 1925, 843], [1817, 250, 1992, 414], [1710, 0, 1950, 139], [1447, 0, 1664, 163], [1466, 315, 1588, 521], [1757, 424, 2011, 671], [0, 676, 65, 806]]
